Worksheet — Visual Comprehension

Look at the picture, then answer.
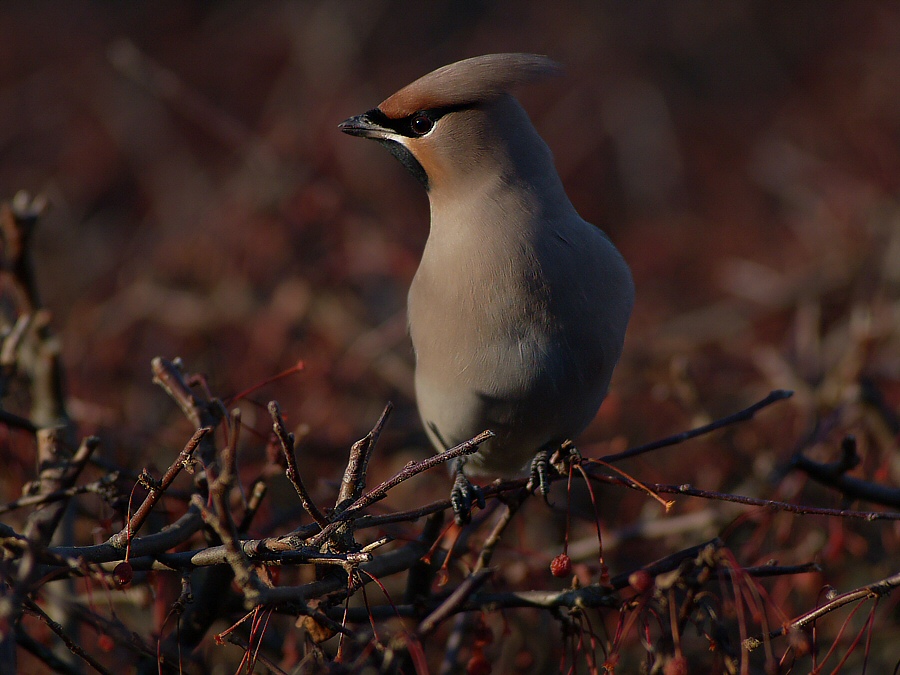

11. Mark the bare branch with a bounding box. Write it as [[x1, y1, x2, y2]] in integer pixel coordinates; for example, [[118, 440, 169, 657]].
[[416, 569, 493, 638], [51, 508, 203, 563], [24, 432, 99, 545], [590, 471, 900, 521], [0, 472, 119, 515], [306, 430, 492, 548], [790, 435, 900, 508], [238, 479, 268, 533], [151, 356, 223, 469], [473, 488, 530, 572], [107, 426, 210, 549], [338, 401, 393, 506], [750, 570, 900, 651], [601, 389, 793, 464], [22, 598, 114, 675], [268, 400, 329, 529], [199, 409, 265, 603]]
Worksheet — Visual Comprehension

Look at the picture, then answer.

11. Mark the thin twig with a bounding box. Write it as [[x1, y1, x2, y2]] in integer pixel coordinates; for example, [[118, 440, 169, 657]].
[[67, 603, 184, 672], [15, 628, 83, 675], [151, 357, 217, 428], [268, 401, 329, 528], [334, 558, 821, 625], [24, 433, 99, 544], [584, 470, 900, 521], [721, 562, 820, 579], [0, 407, 37, 434], [0, 314, 33, 369], [610, 539, 722, 590], [151, 356, 223, 469], [338, 402, 393, 507], [22, 598, 114, 675], [417, 569, 493, 638], [238, 479, 269, 533], [0, 472, 118, 516], [790, 435, 900, 508], [752, 570, 900, 650], [601, 389, 793, 464], [307, 430, 492, 548], [200, 409, 263, 603], [107, 427, 210, 549], [473, 488, 530, 572], [343, 392, 797, 533], [255, 529, 441, 607], [226, 634, 291, 675]]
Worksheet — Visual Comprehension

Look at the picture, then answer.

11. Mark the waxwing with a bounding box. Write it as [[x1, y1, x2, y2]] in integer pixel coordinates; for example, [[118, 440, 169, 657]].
[[340, 53, 634, 522]]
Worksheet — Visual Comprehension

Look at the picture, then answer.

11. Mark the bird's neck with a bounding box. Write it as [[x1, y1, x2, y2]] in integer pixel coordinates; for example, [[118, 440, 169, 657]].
[[428, 101, 573, 226], [426, 160, 575, 247]]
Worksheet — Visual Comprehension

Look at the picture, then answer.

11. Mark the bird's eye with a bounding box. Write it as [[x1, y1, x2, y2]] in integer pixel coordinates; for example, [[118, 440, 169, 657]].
[[410, 113, 434, 136]]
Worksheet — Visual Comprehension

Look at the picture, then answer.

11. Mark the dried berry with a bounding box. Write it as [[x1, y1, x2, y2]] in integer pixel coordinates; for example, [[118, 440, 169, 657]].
[[550, 554, 572, 578]]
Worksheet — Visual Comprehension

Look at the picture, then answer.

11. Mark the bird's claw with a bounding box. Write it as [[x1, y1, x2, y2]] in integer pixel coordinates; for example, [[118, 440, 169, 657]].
[[451, 470, 485, 525], [528, 442, 582, 504], [528, 447, 555, 503]]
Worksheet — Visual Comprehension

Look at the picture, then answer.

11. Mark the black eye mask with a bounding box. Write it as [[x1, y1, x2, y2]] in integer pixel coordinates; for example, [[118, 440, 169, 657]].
[[361, 104, 472, 190], [365, 103, 472, 138]]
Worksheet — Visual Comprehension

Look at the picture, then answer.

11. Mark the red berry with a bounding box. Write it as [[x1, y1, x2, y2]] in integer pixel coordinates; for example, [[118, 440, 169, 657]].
[[472, 622, 493, 647], [113, 561, 133, 587], [664, 656, 688, 675], [550, 554, 572, 578], [628, 570, 652, 593], [467, 654, 491, 675], [97, 634, 115, 652]]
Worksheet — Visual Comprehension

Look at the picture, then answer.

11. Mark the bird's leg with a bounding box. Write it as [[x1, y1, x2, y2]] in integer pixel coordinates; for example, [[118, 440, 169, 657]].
[[450, 458, 485, 525], [528, 446, 553, 501], [528, 441, 581, 502]]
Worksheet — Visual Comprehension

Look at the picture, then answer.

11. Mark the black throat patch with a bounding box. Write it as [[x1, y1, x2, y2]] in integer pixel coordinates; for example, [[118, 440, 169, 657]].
[[365, 103, 476, 191], [377, 138, 429, 190]]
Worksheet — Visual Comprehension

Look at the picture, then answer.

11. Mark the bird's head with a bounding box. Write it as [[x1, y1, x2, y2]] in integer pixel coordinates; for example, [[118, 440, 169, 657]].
[[339, 53, 562, 193]]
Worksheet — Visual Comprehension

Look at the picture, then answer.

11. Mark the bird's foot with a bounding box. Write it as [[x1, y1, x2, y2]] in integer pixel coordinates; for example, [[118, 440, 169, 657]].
[[528, 441, 582, 503], [451, 462, 485, 525], [527, 447, 553, 501]]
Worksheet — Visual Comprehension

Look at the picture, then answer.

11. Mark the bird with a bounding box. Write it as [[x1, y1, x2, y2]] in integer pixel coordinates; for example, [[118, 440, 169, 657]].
[[339, 53, 634, 522]]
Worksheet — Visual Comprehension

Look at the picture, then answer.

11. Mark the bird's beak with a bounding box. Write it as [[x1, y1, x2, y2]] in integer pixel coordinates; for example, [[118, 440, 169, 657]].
[[338, 110, 391, 139]]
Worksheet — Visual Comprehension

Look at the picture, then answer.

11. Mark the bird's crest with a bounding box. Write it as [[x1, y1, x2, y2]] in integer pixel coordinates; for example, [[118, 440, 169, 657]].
[[378, 53, 562, 119]]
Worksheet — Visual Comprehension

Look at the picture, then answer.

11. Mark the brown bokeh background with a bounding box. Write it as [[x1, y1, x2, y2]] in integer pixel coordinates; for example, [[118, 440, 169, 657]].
[[3, 1, 900, 670], [3, 1, 894, 445]]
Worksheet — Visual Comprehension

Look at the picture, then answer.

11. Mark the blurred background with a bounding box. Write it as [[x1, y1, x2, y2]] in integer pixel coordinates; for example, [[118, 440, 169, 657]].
[[2, 0, 900, 668], [3, 0, 896, 446]]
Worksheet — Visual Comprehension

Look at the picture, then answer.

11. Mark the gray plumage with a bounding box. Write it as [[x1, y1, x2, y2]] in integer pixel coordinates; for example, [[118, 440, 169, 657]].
[[340, 53, 634, 477]]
